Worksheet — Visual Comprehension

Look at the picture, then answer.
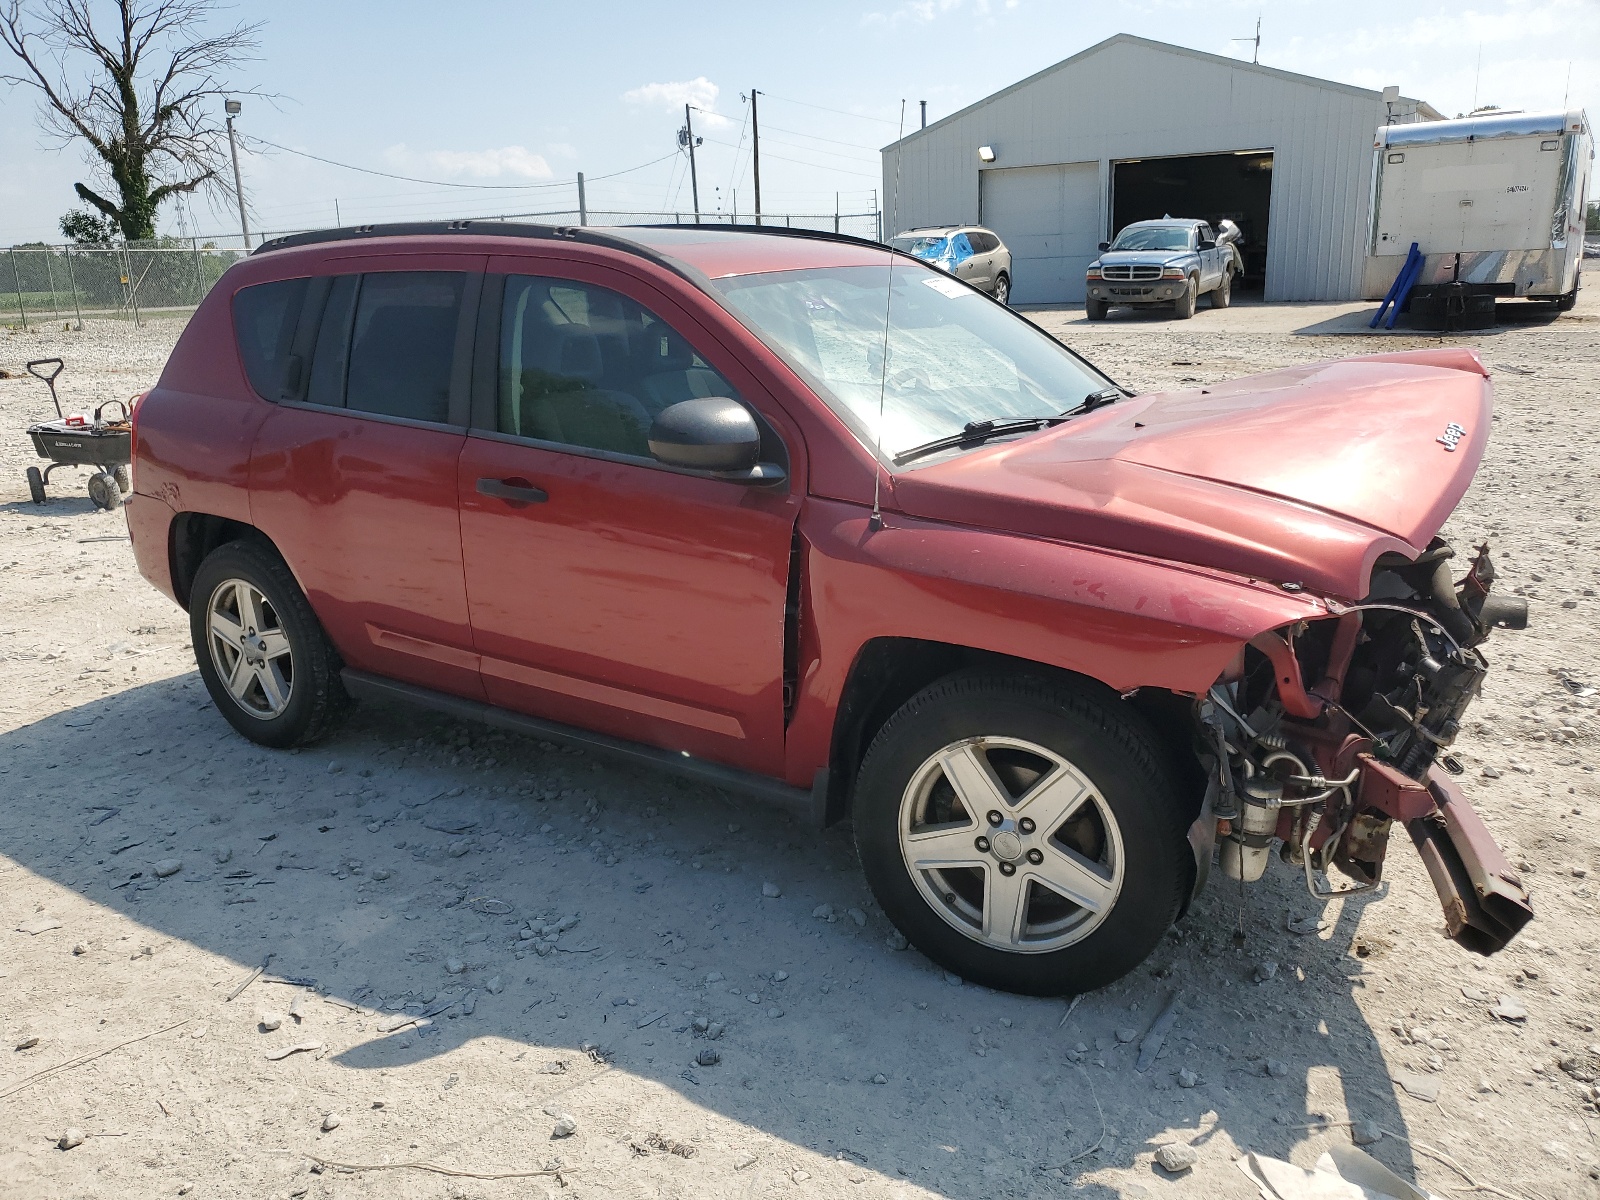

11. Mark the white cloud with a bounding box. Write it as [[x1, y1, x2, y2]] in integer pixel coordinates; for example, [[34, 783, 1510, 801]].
[[382, 144, 552, 180], [863, 0, 982, 28], [622, 76, 732, 127]]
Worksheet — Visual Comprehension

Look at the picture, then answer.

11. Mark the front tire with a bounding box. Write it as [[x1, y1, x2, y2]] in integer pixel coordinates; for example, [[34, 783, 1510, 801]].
[[1173, 278, 1197, 319], [189, 539, 349, 748], [853, 673, 1192, 995], [1084, 298, 1108, 321]]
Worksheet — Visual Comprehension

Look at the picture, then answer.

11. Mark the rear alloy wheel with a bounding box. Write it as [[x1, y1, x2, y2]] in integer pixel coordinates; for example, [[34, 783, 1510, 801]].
[[854, 673, 1191, 995], [993, 273, 1011, 306], [1210, 270, 1232, 309], [190, 539, 349, 748], [1173, 278, 1197, 320]]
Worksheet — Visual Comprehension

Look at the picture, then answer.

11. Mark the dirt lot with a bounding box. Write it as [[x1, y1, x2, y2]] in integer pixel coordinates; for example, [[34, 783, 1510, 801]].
[[2, 290, 1598, 1200]]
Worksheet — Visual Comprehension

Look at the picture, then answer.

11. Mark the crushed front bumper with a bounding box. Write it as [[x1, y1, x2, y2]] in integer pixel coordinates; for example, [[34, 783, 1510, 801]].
[[1408, 772, 1534, 955]]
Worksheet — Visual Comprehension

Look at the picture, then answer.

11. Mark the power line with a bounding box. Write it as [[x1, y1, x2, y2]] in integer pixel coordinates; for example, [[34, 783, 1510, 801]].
[[760, 91, 903, 127], [758, 121, 882, 152], [701, 137, 880, 179], [244, 135, 677, 191]]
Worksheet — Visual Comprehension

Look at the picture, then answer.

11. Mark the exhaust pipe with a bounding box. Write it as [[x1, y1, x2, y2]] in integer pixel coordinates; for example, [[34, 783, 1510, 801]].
[[1407, 772, 1533, 955]]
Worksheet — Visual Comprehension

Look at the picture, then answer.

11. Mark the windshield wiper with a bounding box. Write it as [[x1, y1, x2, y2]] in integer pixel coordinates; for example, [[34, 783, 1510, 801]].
[[1061, 387, 1123, 416], [891, 390, 1126, 467], [892, 417, 1064, 466]]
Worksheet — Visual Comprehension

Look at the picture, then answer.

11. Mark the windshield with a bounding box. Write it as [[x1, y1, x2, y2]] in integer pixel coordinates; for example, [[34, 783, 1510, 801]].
[[1109, 226, 1193, 252], [708, 262, 1115, 465], [889, 234, 951, 257]]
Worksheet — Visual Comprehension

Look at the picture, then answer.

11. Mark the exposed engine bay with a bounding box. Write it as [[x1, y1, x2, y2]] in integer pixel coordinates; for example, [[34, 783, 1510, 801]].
[[1199, 539, 1535, 954]]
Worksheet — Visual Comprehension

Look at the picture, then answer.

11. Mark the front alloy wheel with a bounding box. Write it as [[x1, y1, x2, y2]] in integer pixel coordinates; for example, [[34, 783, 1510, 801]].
[[900, 736, 1124, 952], [854, 673, 1191, 995]]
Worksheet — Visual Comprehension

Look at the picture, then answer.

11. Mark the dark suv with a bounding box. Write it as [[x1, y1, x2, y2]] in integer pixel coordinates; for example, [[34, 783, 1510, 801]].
[[126, 222, 1530, 996]]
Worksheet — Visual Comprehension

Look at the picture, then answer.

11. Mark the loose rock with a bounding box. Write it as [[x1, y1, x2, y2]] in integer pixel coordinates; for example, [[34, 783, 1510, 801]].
[[846, 907, 867, 927], [258, 1010, 285, 1032], [444, 957, 466, 975], [550, 1114, 578, 1138], [153, 859, 182, 878], [15, 1033, 40, 1051], [871, 1073, 887, 1085], [811, 903, 836, 922], [1351, 1120, 1383, 1146], [1115, 1027, 1138, 1043], [57, 1128, 84, 1151], [761, 881, 781, 898], [1491, 994, 1529, 1023], [1254, 961, 1278, 983], [72, 942, 88, 956], [320, 1113, 340, 1132], [1176, 1068, 1199, 1088], [1264, 1058, 1289, 1078], [1156, 1143, 1197, 1173], [288, 994, 307, 1022], [885, 930, 908, 951]]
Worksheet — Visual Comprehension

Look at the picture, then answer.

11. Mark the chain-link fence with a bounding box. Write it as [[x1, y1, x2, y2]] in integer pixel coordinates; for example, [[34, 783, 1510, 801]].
[[2, 208, 883, 329]]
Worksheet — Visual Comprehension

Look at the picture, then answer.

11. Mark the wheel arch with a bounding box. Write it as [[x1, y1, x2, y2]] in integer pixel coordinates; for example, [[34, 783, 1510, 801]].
[[169, 512, 281, 610], [818, 636, 1206, 831]]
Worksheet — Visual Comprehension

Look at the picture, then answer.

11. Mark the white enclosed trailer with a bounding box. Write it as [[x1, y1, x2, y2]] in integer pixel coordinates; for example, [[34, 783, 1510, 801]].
[[1363, 109, 1592, 307]]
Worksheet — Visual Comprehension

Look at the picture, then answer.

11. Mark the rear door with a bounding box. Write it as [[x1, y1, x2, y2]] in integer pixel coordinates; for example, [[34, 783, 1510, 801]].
[[456, 259, 803, 775], [960, 232, 993, 290], [248, 256, 485, 700]]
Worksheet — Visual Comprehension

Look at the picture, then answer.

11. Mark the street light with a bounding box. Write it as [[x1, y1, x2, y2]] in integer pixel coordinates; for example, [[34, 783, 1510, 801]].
[[225, 99, 250, 249]]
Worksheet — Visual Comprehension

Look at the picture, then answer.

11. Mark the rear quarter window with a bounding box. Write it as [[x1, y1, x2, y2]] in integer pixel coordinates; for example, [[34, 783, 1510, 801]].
[[233, 278, 308, 399]]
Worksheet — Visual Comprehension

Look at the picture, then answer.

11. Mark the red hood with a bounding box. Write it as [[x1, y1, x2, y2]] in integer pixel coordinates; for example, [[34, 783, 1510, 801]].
[[889, 349, 1491, 600]]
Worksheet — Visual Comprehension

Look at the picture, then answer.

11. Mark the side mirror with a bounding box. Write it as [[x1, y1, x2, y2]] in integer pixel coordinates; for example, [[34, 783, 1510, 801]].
[[648, 397, 785, 483], [1097, 241, 1110, 252]]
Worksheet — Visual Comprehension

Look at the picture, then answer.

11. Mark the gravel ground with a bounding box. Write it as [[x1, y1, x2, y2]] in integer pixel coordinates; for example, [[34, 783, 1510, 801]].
[[1, 291, 1598, 1200]]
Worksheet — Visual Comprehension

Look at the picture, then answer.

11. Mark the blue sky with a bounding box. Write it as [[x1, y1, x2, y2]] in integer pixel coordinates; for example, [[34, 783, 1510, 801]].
[[2, 0, 1595, 243]]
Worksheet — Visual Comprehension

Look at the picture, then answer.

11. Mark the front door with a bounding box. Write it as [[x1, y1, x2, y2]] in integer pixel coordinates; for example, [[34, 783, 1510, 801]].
[[457, 267, 800, 775]]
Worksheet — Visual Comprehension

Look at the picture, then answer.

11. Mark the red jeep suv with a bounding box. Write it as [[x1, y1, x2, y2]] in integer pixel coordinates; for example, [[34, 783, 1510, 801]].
[[126, 221, 1532, 995]]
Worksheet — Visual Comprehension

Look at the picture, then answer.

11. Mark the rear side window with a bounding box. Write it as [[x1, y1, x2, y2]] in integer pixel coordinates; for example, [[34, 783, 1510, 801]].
[[306, 275, 358, 408], [343, 272, 465, 423], [233, 278, 308, 399]]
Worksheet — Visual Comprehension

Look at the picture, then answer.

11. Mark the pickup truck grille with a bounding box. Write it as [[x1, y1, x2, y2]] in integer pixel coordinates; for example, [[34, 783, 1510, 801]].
[[1101, 264, 1163, 281]]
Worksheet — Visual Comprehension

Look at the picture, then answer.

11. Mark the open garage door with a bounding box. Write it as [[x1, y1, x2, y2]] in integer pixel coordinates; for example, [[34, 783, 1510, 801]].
[[1112, 151, 1274, 291], [980, 161, 1100, 304]]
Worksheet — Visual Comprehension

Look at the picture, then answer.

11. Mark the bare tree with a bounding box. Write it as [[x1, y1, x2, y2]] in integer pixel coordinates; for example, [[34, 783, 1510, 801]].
[[1, 0, 262, 241]]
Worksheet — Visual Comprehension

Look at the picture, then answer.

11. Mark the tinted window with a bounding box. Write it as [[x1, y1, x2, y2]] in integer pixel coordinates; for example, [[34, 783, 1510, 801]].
[[969, 232, 995, 253], [499, 275, 739, 457], [306, 275, 358, 408], [344, 272, 465, 423], [233, 278, 308, 399]]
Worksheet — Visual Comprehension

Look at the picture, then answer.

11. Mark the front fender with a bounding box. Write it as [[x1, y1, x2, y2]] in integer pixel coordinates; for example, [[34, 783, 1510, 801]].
[[781, 498, 1324, 785]]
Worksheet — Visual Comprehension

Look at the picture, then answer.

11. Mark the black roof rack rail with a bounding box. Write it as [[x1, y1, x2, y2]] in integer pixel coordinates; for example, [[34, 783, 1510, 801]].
[[252, 219, 889, 258]]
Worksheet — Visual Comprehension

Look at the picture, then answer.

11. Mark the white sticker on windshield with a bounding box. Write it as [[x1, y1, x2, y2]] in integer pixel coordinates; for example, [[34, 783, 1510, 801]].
[[921, 275, 971, 299]]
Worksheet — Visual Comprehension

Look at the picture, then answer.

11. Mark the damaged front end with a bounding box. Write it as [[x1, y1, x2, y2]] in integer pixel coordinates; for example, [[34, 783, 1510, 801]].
[[1201, 540, 1534, 953]]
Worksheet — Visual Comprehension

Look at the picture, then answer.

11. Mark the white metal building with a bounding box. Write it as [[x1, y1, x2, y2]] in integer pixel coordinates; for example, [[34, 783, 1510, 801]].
[[882, 35, 1441, 304]]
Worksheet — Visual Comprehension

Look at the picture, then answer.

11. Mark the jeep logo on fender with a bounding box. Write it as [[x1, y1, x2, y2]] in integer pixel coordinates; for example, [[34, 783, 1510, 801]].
[[1437, 422, 1466, 451]]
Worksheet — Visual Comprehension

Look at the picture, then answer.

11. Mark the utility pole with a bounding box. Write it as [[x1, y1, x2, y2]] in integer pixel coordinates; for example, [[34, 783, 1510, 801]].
[[225, 99, 250, 248], [684, 104, 701, 223], [750, 89, 763, 225], [577, 172, 587, 225]]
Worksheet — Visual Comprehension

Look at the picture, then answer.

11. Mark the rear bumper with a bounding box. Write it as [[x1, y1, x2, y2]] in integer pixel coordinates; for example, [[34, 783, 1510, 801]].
[[1406, 772, 1534, 955], [125, 491, 180, 606]]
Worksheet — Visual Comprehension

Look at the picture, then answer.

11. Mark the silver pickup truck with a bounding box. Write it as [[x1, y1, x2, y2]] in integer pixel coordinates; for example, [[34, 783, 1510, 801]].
[[1085, 218, 1242, 320]]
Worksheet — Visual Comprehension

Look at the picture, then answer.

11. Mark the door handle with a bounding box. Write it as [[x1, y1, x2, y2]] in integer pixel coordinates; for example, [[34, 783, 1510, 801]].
[[476, 477, 548, 504]]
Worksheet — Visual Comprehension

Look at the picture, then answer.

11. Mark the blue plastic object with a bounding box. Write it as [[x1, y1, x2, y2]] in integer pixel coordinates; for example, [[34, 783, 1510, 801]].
[[1371, 243, 1423, 329]]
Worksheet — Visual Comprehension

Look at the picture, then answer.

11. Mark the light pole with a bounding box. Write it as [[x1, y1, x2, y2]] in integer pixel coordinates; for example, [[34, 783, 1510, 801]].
[[225, 99, 251, 249]]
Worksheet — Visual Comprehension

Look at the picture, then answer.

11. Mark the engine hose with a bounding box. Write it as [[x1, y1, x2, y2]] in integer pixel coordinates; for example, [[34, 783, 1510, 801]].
[[1429, 558, 1477, 646]]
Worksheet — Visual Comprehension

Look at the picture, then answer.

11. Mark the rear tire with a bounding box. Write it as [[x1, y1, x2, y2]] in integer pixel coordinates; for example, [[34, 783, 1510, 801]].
[[189, 539, 350, 748], [1173, 278, 1197, 320], [993, 273, 1011, 306], [1555, 285, 1578, 313], [113, 465, 131, 494], [26, 467, 46, 505], [852, 672, 1192, 995], [1084, 298, 1108, 321], [1210, 271, 1232, 309]]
